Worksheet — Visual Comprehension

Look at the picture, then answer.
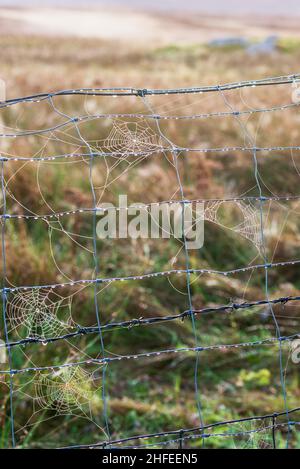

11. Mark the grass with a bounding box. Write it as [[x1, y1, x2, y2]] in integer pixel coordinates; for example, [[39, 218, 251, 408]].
[[0, 34, 300, 448]]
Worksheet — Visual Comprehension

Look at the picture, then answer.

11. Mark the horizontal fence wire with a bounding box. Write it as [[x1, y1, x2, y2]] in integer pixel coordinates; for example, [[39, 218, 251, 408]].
[[2, 146, 300, 162], [1, 73, 300, 449], [0, 195, 300, 220], [59, 407, 300, 449], [0, 102, 299, 138], [0, 259, 299, 292], [1, 73, 300, 107], [1, 294, 299, 349], [0, 332, 299, 376]]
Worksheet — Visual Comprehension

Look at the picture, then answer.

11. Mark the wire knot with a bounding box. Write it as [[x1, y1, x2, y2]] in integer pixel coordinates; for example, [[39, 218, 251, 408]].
[[137, 89, 147, 97], [281, 297, 289, 304]]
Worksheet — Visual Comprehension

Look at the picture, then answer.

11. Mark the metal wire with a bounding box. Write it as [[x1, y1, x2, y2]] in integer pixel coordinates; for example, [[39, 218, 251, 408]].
[[1, 74, 300, 449], [59, 408, 300, 449]]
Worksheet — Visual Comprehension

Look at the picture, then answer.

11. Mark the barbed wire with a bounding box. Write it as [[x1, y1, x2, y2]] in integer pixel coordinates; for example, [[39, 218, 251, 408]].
[[59, 408, 300, 449], [108, 422, 300, 449], [1, 74, 300, 109], [0, 293, 299, 349]]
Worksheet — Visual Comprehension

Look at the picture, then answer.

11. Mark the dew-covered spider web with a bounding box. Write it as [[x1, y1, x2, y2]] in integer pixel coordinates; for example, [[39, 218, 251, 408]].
[[103, 119, 164, 155], [7, 289, 73, 340], [1, 75, 300, 449], [33, 366, 102, 415]]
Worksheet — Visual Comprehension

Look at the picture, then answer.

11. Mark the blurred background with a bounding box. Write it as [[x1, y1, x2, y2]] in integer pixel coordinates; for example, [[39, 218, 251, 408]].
[[1, 0, 300, 96], [0, 0, 300, 449]]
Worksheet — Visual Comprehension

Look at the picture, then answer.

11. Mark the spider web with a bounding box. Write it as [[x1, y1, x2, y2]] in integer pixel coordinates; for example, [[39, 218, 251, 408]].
[[8, 363, 107, 447], [229, 419, 273, 449], [34, 366, 101, 415], [7, 289, 74, 340], [103, 119, 164, 156], [203, 200, 262, 251], [0, 80, 299, 448]]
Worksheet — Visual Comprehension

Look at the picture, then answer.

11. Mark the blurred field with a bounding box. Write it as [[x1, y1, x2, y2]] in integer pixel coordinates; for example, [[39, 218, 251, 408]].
[[1, 6, 300, 43], [0, 25, 300, 449]]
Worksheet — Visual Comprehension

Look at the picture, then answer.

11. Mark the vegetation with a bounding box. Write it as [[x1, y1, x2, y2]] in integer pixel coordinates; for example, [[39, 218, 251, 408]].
[[0, 35, 300, 448]]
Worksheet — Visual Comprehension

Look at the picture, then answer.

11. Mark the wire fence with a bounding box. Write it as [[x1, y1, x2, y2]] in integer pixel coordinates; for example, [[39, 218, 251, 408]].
[[1, 73, 300, 449]]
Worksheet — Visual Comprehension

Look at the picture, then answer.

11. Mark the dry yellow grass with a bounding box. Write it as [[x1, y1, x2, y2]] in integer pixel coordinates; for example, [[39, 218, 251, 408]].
[[1, 27, 300, 449]]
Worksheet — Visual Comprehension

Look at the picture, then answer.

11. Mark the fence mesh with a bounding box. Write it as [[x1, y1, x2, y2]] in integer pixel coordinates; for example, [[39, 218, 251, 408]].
[[1, 74, 300, 448]]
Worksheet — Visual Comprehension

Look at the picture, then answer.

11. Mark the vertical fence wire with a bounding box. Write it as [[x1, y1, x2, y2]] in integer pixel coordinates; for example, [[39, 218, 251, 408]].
[[218, 87, 292, 448], [140, 94, 205, 442], [47, 96, 111, 443], [0, 76, 299, 448], [1, 160, 15, 447]]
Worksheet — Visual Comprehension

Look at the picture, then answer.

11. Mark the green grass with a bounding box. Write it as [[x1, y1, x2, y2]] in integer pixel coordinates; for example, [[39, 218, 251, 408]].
[[0, 35, 300, 448]]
